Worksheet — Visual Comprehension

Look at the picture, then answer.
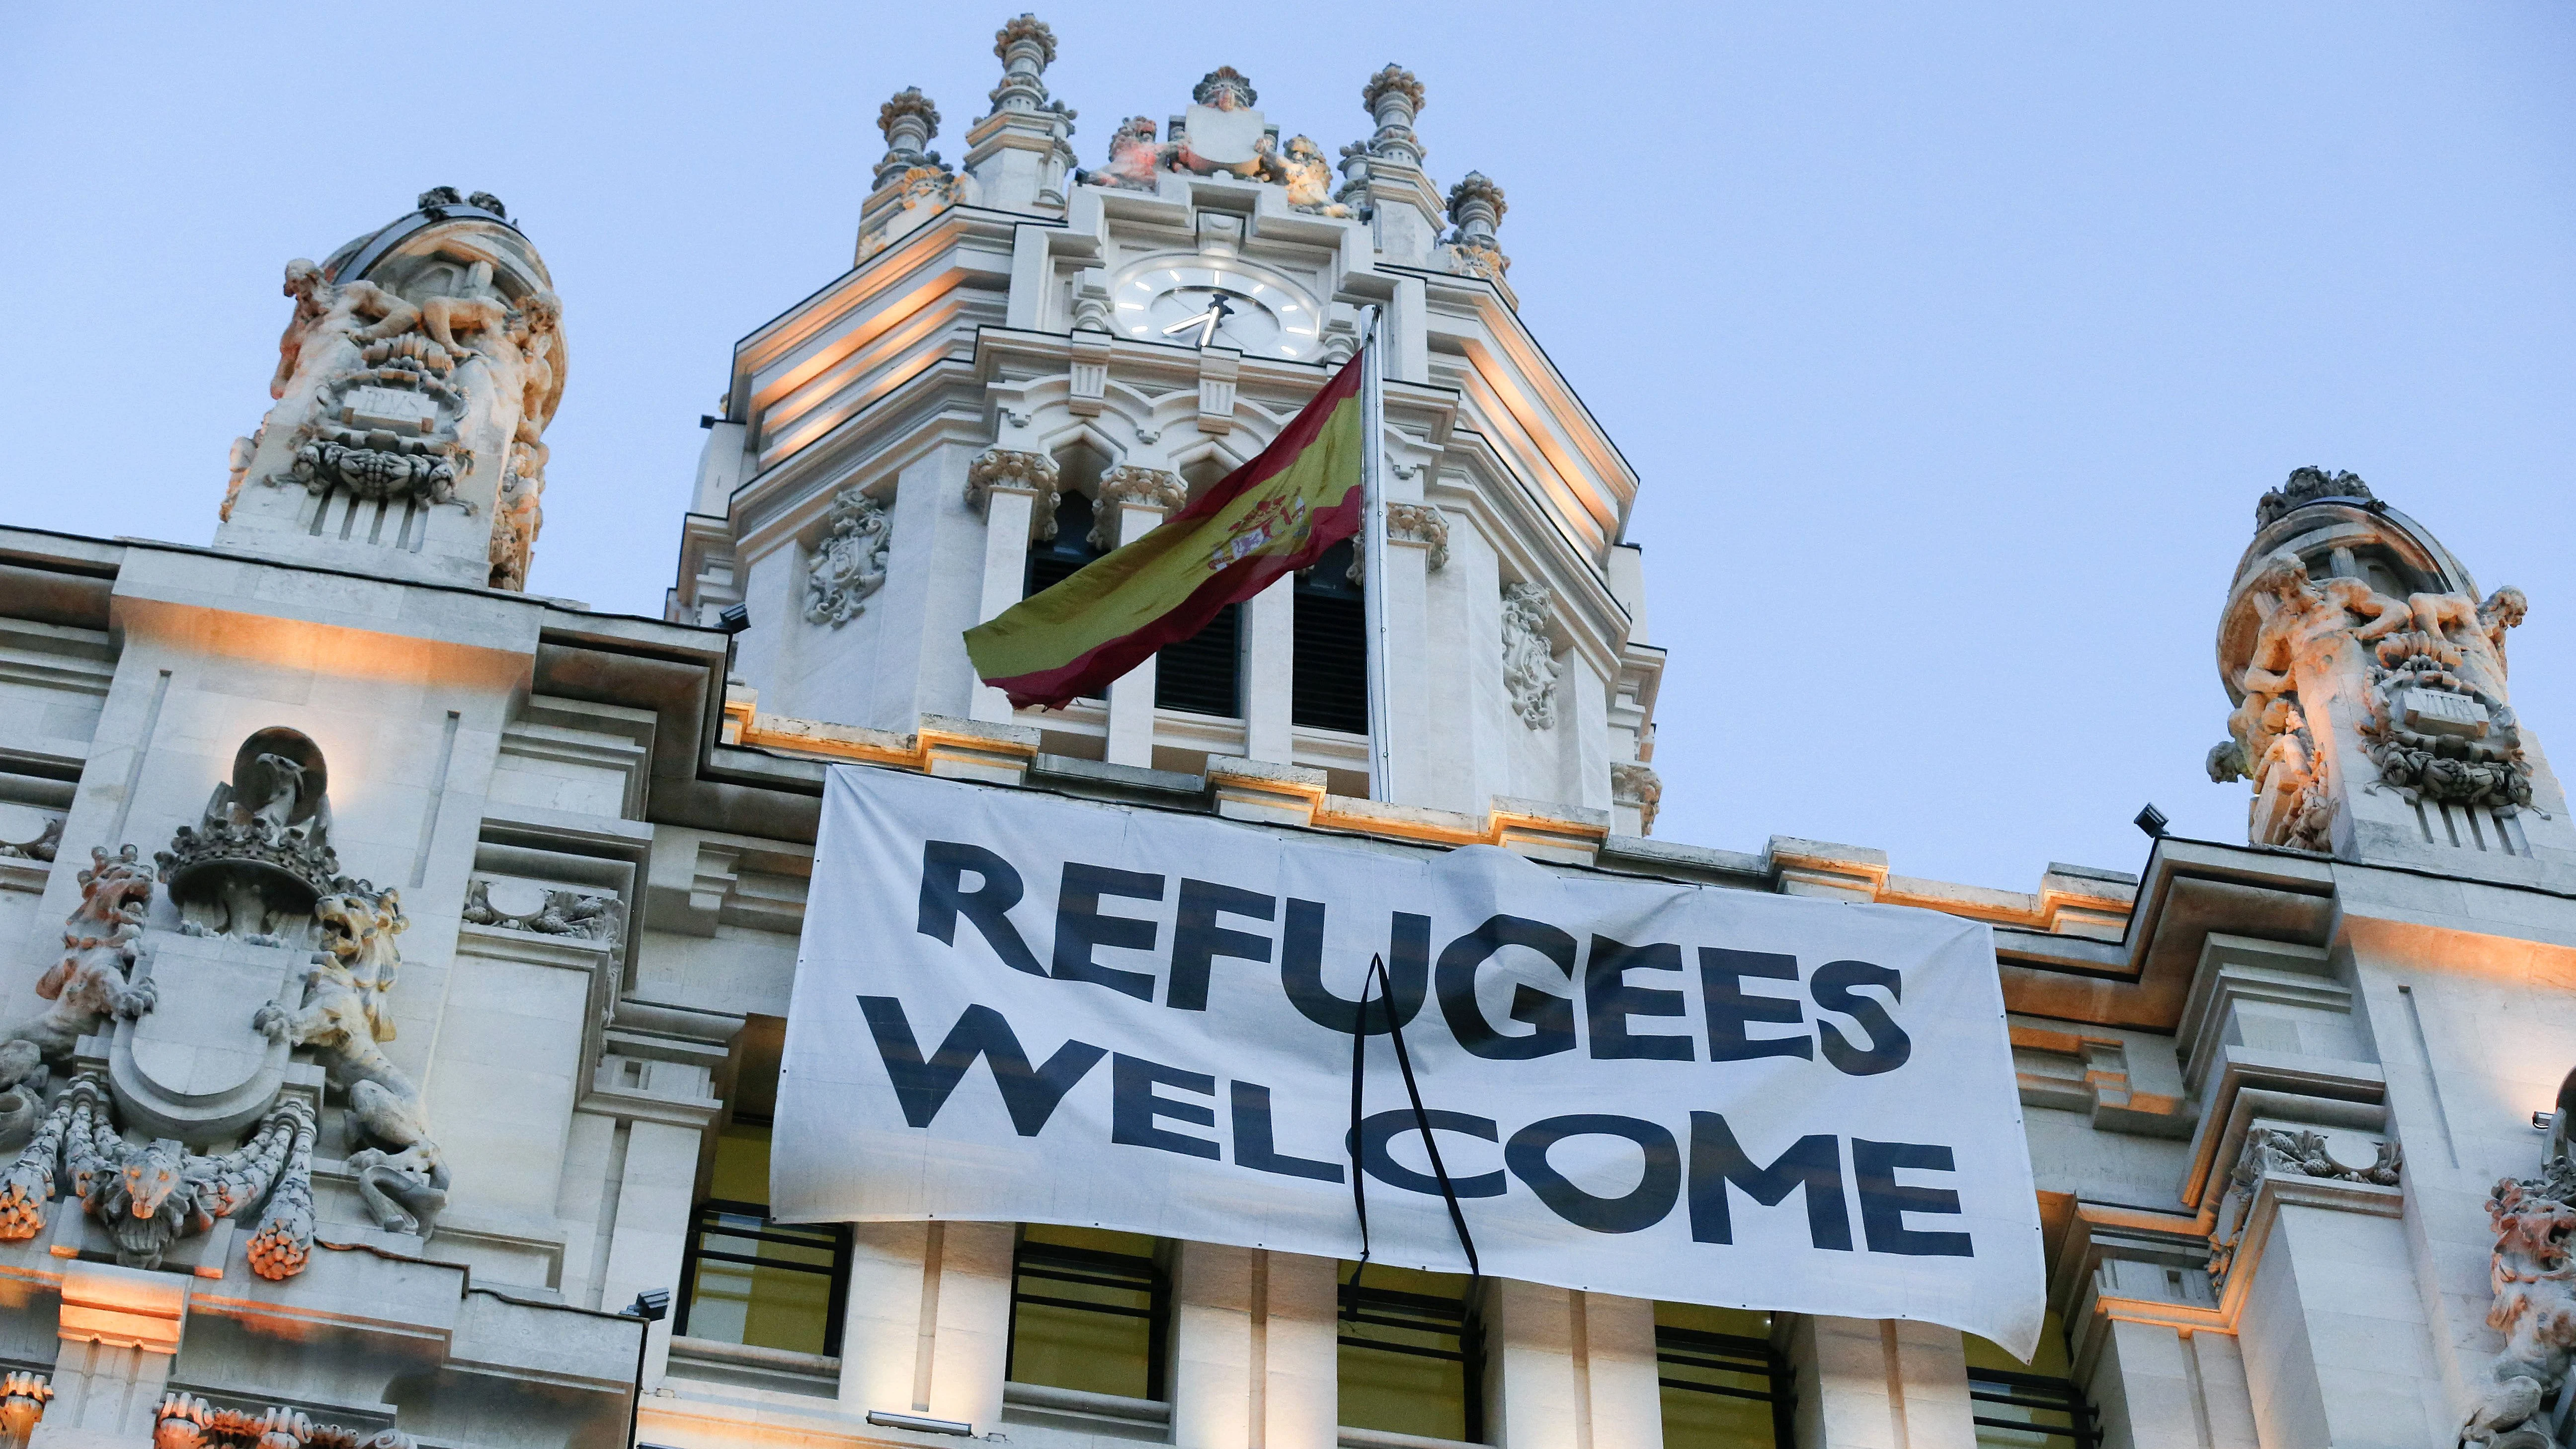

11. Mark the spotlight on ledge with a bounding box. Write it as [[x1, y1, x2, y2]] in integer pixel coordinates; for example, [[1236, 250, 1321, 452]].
[[867, 1410, 973, 1436], [2133, 804, 2169, 839], [717, 602, 750, 635], [625, 1288, 670, 1322], [2536, 1111, 2556, 1132]]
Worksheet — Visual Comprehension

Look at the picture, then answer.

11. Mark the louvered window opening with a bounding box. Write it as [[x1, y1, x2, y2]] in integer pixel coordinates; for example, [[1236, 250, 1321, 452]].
[[1023, 491, 1242, 717], [1969, 1368, 2096, 1449], [1293, 538, 1367, 734], [1655, 1324, 1793, 1447]]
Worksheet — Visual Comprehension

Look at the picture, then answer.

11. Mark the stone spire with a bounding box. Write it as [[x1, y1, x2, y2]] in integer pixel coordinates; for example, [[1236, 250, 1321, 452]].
[[216, 191, 565, 592], [860, 88, 963, 260], [2207, 469, 2568, 880], [1444, 171, 1510, 284], [873, 87, 945, 189], [965, 12, 1077, 213], [1346, 64, 1444, 264]]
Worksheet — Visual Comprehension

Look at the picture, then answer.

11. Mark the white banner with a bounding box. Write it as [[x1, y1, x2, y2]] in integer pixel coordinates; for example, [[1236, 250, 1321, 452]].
[[777, 768, 2045, 1355]]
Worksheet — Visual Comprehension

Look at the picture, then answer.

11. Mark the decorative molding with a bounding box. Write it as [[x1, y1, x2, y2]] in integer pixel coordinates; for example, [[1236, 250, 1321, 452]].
[[1610, 762, 1662, 835], [1385, 503, 1449, 569], [2205, 1126, 2400, 1285], [1445, 172, 1510, 280], [462, 876, 627, 949], [965, 448, 1063, 538], [802, 487, 893, 628], [1090, 467, 1187, 548], [1502, 582, 1561, 730]]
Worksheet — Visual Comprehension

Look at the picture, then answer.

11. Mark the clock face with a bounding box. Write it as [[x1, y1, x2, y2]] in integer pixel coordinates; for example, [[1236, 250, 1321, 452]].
[[1110, 257, 1324, 361]]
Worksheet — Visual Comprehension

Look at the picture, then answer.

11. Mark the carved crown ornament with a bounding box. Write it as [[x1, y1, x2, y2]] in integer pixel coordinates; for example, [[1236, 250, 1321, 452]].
[[0, 728, 453, 1287]]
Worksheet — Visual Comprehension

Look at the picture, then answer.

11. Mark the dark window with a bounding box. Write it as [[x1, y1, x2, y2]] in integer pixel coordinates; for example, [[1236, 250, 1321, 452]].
[[675, 1118, 852, 1356], [1338, 1263, 1483, 1443], [1293, 539, 1367, 733], [1155, 602, 1241, 717], [1024, 495, 1111, 705], [1655, 1304, 1791, 1448], [1966, 1317, 2095, 1449], [1007, 1225, 1171, 1401]]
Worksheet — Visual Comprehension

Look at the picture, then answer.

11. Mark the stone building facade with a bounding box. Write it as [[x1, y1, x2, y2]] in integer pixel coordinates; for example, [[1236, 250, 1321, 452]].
[[0, 15, 2564, 1449]]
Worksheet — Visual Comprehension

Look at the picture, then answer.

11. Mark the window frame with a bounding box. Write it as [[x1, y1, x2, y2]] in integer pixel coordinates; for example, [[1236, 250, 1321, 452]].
[[1005, 1228, 1175, 1403], [671, 1194, 855, 1358], [1966, 1365, 2098, 1449], [1336, 1269, 1486, 1444], [1652, 1321, 1794, 1449]]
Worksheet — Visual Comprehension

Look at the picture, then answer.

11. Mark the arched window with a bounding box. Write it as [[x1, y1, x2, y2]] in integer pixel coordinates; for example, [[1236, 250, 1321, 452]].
[[1026, 482, 1244, 719], [1293, 538, 1367, 733]]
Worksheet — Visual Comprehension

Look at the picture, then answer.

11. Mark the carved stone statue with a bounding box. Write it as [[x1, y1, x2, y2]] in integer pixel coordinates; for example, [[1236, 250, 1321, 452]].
[[804, 487, 895, 626], [1502, 582, 1562, 730], [224, 193, 569, 592], [1282, 137, 1351, 217], [255, 884, 448, 1237], [1174, 68, 1282, 180], [1084, 117, 1166, 191], [159, 729, 338, 944], [2461, 1153, 2576, 1448], [2, 844, 155, 1063]]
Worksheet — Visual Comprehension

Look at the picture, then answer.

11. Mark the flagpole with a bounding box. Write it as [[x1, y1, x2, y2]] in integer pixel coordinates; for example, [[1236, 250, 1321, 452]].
[[1358, 305, 1396, 804]]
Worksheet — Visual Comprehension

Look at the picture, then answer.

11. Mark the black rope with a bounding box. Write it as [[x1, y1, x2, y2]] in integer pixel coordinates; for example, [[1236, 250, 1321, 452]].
[[1345, 953, 1481, 1307]]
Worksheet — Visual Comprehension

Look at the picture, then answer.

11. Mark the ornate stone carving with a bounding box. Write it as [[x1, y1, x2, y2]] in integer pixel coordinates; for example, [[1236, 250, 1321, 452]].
[[158, 730, 340, 944], [1361, 64, 1427, 167], [462, 877, 627, 947], [2358, 587, 2534, 812], [1502, 581, 1562, 730], [1282, 136, 1352, 217], [2206, 1127, 2401, 1285], [256, 884, 449, 1238], [987, 13, 1065, 118], [875, 88, 949, 190], [233, 196, 568, 589], [2209, 543, 2412, 851], [1172, 68, 1283, 181], [222, 433, 258, 522], [0, 1373, 48, 1449], [2, 844, 154, 1063], [966, 448, 1065, 539], [0, 1076, 315, 1277], [803, 487, 894, 627], [1089, 467, 1188, 548], [153, 1395, 414, 1449], [1445, 172, 1510, 281], [1611, 762, 1663, 835], [0, 812, 60, 862], [1385, 503, 1449, 570], [1085, 116, 1165, 192], [2460, 1156, 2576, 1448], [2256, 465, 2373, 530]]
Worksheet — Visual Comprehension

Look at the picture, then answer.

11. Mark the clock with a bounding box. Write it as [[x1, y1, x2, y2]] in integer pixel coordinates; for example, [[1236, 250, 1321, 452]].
[[1109, 255, 1324, 361]]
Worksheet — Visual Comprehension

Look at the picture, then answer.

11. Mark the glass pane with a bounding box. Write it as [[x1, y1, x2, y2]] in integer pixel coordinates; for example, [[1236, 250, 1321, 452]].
[[1338, 1264, 1471, 1442], [1010, 1225, 1161, 1400], [708, 1122, 772, 1205], [680, 1123, 843, 1358], [1655, 1302, 1779, 1449]]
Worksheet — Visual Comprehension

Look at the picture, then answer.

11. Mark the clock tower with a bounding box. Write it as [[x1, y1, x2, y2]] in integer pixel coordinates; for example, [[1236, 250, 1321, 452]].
[[672, 18, 1664, 831]]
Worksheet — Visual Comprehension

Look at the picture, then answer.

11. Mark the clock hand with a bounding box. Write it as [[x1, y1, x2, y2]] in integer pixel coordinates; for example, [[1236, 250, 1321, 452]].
[[1158, 293, 1239, 348]]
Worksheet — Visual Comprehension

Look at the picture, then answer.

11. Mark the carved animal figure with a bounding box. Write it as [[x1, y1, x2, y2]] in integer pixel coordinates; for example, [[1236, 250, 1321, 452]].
[[4, 845, 156, 1063], [2462, 1165, 2576, 1448], [348, 1078, 448, 1235], [1086, 117, 1164, 190], [1281, 136, 1350, 217], [243, 752, 309, 832]]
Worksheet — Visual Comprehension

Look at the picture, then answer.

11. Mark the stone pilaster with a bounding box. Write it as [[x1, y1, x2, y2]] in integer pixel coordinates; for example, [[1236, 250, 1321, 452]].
[[1783, 1315, 1977, 1449], [1355, 65, 1444, 265], [965, 448, 1060, 723], [834, 1220, 1014, 1434], [1171, 1244, 1339, 1449], [1099, 470, 1184, 767]]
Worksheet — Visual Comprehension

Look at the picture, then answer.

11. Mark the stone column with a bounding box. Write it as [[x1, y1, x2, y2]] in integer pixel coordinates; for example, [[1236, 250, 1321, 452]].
[[1168, 1245, 1341, 1449], [1099, 467, 1186, 767], [2088, 1320, 2258, 1449], [1242, 576, 1295, 764], [2232, 1186, 2440, 1449], [1379, 503, 1443, 806], [596, 1118, 702, 1384], [45, 1263, 188, 1442], [1480, 1283, 1663, 1449], [966, 449, 1060, 724], [1784, 1316, 1977, 1449], [834, 1220, 1015, 1435]]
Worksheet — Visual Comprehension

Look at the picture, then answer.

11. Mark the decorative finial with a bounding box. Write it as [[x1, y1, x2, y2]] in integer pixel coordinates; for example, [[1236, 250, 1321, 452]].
[[415, 186, 464, 212], [1362, 64, 1424, 118], [1445, 172, 1509, 282], [1359, 64, 1426, 169], [1194, 66, 1258, 110], [876, 88, 948, 190], [2254, 466, 2374, 531], [994, 13, 1056, 67]]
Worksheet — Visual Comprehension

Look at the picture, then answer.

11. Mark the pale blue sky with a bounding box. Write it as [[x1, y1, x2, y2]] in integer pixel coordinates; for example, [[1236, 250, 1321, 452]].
[[6, 2, 2571, 895]]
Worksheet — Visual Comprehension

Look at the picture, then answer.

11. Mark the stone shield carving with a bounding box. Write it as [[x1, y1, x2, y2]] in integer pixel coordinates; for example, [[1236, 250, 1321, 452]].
[[105, 932, 305, 1140]]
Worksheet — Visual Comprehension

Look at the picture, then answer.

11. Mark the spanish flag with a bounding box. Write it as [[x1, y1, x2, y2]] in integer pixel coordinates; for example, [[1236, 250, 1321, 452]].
[[966, 352, 1367, 710]]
